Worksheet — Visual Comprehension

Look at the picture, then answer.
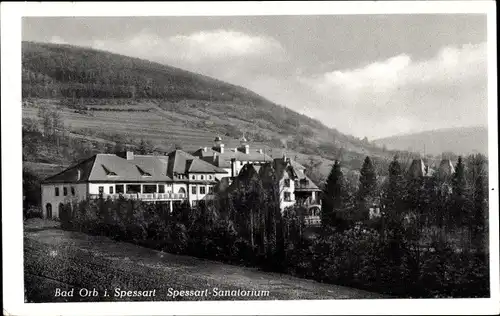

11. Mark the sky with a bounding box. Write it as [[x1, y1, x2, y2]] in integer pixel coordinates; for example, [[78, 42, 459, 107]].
[[22, 15, 488, 139]]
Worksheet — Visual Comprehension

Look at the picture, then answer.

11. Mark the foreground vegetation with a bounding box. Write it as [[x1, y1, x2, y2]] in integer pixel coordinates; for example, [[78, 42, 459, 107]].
[[25, 219, 383, 302], [50, 153, 489, 298]]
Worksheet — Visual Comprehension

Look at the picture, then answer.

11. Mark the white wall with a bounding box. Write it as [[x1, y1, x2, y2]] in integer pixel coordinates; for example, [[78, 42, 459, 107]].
[[88, 183, 117, 194], [41, 183, 87, 219], [188, 183, 214, 207], [279, 174, 296, 212], [172, 183, 187, 195]]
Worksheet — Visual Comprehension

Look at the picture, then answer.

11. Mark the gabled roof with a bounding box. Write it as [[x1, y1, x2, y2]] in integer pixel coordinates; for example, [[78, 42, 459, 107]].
[[42, 150, 227, 184], [85, 154, 171, 182], [42, 155, 97, 184], [193, 147, 273, 168], [437, 159, 455, 179], [407, 159, 427, 178], [167, 150, 227, 178]]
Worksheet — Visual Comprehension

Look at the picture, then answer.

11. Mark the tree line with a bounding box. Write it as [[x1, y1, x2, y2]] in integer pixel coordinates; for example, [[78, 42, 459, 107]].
[[54, 153, 489, 298]]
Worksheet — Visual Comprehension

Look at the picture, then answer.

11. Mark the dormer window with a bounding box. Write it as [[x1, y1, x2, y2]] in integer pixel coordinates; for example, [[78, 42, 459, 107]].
[[136, 165, 151, 177], [200, 175, 204, 180], [102, 164, 117, 176], [192, 175, 196, 180]]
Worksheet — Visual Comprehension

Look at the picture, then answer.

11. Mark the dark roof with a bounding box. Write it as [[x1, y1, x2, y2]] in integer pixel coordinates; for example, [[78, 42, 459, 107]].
[[167, 150, 227, 179], [43, 150, 226, 184], [229, 159, 320, 192], [42, 155, 97, 184], [193, 147, 273, 168]]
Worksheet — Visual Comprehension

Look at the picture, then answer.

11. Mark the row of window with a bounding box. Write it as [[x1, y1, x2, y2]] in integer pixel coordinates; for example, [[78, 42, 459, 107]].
[[55, 186, 75, 197], [191, 185, 214, 195], [93, 184, 213, 195], [283, 179, 310, 188], [190, 174, 214, 180], [98, 184, 175, 195]]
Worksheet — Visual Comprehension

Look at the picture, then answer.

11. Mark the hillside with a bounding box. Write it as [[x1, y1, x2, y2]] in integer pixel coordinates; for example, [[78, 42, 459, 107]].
[[373, 126, 488, 156], [22, 41, 394, 180]]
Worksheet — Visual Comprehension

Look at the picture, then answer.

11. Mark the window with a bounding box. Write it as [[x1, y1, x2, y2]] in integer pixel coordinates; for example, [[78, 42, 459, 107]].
[[136, 165, 151, 177], [208, 186, 214, 194], [71, 187, 75, 196], [192, 200, 198, 207], [143, 185, 157, 193], [55, 187, 59, 196], [109, 186, 114, 194], [192, 175, 196, 180], [63, 187, 68, 196], [102, 164, 117, 176], [284, 192, 291, 201], [116, 185, 124, 194], [191, 186, 197, 194], [126, 184, 141, 194], [158, 185, 165, 193], [98, 186, 104, 194], [178, 187, 186, 194], [200, 175, 204, 180], [294, 180, 299, 187], [200, 186, 206, 194], [284, 179, 290, 187], [208, 175, 213, 179]]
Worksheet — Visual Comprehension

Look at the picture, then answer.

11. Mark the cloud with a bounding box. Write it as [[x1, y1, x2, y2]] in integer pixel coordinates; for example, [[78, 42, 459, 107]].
[[83, 30, 285, 64], [298, 43, 487, 139], [167, 30, 285, 62]]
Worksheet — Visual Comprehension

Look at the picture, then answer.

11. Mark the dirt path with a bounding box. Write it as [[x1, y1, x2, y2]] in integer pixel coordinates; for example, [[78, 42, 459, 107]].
[[24, 219, 385, 302]]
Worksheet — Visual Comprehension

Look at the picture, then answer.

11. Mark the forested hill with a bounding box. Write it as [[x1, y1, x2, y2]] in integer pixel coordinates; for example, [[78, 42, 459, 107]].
[[22, 41, 392, 172]]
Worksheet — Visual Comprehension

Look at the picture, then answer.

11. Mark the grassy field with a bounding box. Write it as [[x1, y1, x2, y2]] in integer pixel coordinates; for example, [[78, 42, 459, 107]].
[[24, 219, 384, 302]]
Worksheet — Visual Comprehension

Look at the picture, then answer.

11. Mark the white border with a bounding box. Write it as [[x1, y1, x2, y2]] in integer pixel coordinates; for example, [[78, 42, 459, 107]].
[[2, 1, 498, 315]]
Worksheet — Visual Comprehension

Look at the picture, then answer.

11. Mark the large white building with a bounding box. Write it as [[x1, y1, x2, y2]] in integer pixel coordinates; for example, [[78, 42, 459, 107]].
[[41, 137, 322, 225], [41, 149, 227, 219]]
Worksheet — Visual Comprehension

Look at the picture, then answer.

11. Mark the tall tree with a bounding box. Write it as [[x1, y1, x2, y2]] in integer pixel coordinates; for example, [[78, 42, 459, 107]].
[[321, 160, 348, 228], [466, 154, 488, 251], [358, 156, 377, 201], [451, 156, 468, 226], [137, 138, 151, 155], [384, 156, 405, 215]]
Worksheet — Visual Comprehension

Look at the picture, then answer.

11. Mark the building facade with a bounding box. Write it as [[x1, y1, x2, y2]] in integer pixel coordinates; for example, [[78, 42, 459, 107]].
[[41, 136, 322, 225], [41, 150, 226, 219]]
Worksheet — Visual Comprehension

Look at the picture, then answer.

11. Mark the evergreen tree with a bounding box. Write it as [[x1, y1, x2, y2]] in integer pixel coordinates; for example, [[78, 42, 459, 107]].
[[451, 156, 468, 226], [452, 156, 467, 198], [321, 160, 347, 228], [357, 156, 378, 221], [467, 154, 488, 251], [358, 156, 377, 201], [137, 138, 149, 155], [384, 156, 404, 214]]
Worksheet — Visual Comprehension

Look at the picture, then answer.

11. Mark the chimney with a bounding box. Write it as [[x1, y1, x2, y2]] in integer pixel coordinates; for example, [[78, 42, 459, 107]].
[[213, 152, 217, 163], [258, 149, 263, 154], [219, 143, 224, 154], [203, 147, 208, 152], [244, 144, 249, 154], [126, 151, 134, 160]]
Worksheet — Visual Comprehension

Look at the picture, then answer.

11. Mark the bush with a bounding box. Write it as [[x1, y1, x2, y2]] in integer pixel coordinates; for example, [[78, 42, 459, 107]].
[[24, 205, 43, 220]]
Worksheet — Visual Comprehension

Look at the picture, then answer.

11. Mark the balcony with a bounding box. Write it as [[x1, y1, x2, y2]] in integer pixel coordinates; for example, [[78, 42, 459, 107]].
[[89, 192, 187, 201], [304, 215, 321, 226], [294, 180, 319, 192]]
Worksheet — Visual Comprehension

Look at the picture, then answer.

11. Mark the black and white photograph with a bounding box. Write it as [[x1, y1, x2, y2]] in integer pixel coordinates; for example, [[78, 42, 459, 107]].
[[2, 1, 499, 315]]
